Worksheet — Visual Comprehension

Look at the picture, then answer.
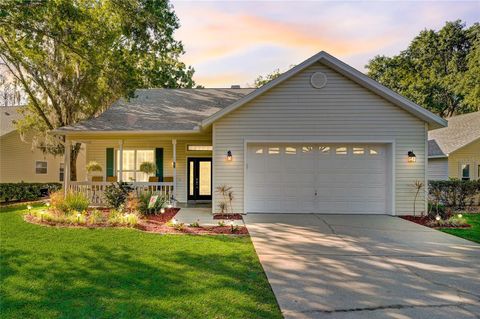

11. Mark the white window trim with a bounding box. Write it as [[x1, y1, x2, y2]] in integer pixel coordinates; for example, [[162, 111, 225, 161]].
[[459, 162, 471, 181], [35, 161, 48, 175]]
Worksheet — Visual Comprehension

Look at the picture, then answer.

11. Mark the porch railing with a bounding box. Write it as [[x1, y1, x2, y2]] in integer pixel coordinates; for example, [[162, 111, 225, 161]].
[[69, 181, 174, 206]]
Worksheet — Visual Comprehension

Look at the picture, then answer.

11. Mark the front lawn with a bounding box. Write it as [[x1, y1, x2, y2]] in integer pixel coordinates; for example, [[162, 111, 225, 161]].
[[0, 204, 281, 319], [440, 213, 480, 244]]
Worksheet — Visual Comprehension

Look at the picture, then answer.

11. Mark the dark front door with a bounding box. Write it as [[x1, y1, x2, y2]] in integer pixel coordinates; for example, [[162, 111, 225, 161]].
[[187, 158, 212, 201]]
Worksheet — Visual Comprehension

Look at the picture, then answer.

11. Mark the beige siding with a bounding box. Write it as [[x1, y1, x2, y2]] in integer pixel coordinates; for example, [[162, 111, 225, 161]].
[[448, 138, 480, 180], [0, 131, 86, 183], [213, 62, 427, 215], [69, 131, 212, 202], [428, 158, 449, 180]]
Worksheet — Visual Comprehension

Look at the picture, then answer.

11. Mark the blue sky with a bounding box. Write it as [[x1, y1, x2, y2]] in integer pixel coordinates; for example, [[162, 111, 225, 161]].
[[172, 0, 479, 87]]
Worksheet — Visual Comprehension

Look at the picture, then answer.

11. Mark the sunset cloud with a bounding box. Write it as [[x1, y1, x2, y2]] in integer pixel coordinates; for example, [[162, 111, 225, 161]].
[[172, 1, 479, 87]]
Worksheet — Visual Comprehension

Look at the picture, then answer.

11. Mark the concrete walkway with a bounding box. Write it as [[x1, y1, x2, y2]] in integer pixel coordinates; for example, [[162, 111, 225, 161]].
[[244, 214, 480, 319]]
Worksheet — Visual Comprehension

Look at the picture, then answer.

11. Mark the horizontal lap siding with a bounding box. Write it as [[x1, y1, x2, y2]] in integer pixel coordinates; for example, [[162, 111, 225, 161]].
[[213, 62, 426, 215], [448, 139, 480, 179], [72, 132, 212, 203]]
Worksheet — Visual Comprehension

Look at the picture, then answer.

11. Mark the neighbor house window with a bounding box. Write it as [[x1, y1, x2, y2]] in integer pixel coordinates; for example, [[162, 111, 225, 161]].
[[59, 163, 64, 181], [187, 145, 213, 151], [116, 149, 155, 182], [35, 161, 47, 174], [461, 164, 470, 181]]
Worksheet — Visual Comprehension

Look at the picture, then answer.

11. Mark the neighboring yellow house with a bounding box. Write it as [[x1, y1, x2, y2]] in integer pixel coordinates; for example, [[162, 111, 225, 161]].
[[0, 106, 86, 183], [428, 111, 480, 181]]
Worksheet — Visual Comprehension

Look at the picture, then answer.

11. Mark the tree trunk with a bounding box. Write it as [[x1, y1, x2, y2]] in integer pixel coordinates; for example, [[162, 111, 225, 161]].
[[69, 142, 82, 181]]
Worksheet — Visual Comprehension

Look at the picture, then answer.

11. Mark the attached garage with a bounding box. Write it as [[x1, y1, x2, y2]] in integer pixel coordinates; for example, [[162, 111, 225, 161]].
[[208, 51, 447, 216], [246, 143, 391, 214]]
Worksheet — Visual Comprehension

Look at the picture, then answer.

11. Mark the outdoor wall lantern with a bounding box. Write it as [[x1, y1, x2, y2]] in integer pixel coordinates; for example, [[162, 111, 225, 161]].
[[407, 150, 416, 163], [227, 150, 233, 161]]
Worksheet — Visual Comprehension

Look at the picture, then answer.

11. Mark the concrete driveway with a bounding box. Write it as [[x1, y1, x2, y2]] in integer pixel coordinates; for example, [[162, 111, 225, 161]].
[[244, 214, 480, 319]]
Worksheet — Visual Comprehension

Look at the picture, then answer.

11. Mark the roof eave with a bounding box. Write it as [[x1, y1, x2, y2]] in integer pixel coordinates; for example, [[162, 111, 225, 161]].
[[51, 128, 202, 136]]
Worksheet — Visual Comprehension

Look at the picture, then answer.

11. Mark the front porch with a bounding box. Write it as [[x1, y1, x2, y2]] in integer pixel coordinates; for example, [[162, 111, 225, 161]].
[[63, 131, 215, 208]]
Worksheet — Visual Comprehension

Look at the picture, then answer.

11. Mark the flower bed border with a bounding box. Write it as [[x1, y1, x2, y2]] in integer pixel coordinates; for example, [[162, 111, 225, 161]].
[[400, 216, 471, 229]]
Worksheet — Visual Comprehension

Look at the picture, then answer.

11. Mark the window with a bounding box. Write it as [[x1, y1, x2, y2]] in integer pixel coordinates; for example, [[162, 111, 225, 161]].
[[59, 163, 64, 181], [116, 149, 155, 182], [302, 146, 313, 153], [353, 147, 365, 155], [35, 161, 47, 174], [187, 145, 213, 151], [461, 164, 470, 181], [478, 165, 480, 180], [255, 148, 263, 154], [268, 147, 280, 154], [319, 146, 330, 154], [336, 147, 347, 155], [285, 147, 297, 155], [369, 148, 379, 155]]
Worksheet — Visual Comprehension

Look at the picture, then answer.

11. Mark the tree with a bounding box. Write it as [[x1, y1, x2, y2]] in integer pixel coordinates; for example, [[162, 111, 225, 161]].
[[0, 0, 194, 180], [366, 20, 480, 117], [253, 68, 282, 88]]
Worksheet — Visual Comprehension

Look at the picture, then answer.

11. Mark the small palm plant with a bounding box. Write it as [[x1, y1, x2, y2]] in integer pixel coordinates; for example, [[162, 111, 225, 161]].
[[412, 180, 424, 217], [215, 184, 234, 214]]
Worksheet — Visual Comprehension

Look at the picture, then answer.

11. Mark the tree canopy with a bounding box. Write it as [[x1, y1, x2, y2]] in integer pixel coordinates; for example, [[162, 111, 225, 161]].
[[0, 0, 194, 179], [366, 20, 480, 117]]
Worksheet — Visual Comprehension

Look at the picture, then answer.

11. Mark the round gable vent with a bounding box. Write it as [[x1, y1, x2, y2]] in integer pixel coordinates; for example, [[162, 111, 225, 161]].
[[310, 72, 327, 89]]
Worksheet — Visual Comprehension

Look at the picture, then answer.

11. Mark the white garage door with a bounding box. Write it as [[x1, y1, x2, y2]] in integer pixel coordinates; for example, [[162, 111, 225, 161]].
[[246, 143, 388, 214]]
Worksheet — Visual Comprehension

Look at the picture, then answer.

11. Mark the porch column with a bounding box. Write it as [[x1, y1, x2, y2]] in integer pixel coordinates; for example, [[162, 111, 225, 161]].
[[172, 139, 177, 200], [118, 140, 123, 182], [64, 137, 71, 196]]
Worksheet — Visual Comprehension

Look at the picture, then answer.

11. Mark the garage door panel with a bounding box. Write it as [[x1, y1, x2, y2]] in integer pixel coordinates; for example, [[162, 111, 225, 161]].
[[246, 143, 388, 214]]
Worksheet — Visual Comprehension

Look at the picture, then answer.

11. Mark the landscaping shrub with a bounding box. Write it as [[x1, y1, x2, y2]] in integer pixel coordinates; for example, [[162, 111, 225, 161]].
[[63, 192, 90, 213], [107, 209, 139, 226], [0, 183, 62, 202], [427, 215, 469, 228], [429, 180, 480, 210], [103, 182, 133, 209], [427, 201, 447, 219], [137, 191, 166, 215]]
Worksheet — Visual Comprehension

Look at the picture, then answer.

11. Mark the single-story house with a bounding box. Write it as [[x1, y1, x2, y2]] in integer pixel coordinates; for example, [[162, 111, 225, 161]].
[[54, 51, 447, 215], [428, 111, 479, 181], [0, 106, 86, 183]]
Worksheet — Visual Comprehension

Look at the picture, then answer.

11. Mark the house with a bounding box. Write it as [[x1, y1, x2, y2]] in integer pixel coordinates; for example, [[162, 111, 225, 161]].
[[0, 106, 86, 183], [54, 51, 446, 215], [428, 111, 480, 181]]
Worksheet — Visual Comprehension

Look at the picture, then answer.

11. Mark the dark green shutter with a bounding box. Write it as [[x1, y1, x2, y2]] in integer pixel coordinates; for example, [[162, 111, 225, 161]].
[[155, 148, 163, 181], [106, 148, 114, 177]]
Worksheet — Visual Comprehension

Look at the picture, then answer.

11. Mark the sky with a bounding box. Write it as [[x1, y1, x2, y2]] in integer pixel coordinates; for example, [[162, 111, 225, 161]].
[[171, 0, 479, 88]]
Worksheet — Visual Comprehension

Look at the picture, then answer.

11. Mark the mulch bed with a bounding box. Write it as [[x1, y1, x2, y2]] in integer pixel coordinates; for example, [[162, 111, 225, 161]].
[[400, 215, 471, 228], [213, 213, 243, 220], [24, 207, 248, 235]]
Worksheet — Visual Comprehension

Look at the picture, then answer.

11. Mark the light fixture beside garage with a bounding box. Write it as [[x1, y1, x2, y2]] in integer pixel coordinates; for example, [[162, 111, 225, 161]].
[[226, 150, 233, 161], [407, 150, 416, 163]]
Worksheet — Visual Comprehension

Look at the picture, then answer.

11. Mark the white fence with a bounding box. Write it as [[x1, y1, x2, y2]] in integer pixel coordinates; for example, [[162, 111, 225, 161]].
[[69, 181, 174, 206]]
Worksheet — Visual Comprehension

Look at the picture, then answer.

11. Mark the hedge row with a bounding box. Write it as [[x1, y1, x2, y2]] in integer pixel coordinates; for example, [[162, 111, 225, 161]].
[[429, 180, 480, 209], [0, 183, 62, 203]]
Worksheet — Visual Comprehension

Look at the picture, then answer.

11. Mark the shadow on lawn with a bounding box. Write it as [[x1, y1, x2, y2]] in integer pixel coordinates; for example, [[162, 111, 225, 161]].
[[1, 236, 280, 319]]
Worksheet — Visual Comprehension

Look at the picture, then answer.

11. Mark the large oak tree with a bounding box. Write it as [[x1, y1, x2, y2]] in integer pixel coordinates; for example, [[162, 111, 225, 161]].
[[0, 0, 194, 180], [367, 20, 479, 117]]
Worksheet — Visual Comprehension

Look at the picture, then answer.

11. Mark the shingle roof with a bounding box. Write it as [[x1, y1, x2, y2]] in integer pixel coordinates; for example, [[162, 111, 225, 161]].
[[428, 111, 480, 157], [0, 106, 23, 136], [57, 88, 254, 132]]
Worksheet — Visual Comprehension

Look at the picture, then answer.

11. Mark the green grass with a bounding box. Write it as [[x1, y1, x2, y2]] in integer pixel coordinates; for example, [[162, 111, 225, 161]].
[[0, 204, 281, 319], [440, 213, 480, 244]]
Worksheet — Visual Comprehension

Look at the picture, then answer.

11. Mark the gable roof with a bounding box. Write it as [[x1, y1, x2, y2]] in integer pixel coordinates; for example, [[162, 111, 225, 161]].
[[56, 88, 254, 133], [201, 51, 447, 129], [428, 111, 480, 157], [0, 106, 23, 136]]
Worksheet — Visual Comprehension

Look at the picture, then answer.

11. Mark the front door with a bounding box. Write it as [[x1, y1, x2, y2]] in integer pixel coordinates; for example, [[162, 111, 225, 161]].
[[187, 158, 212, 201]]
